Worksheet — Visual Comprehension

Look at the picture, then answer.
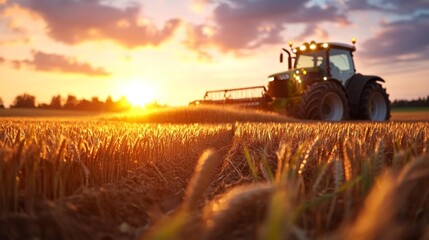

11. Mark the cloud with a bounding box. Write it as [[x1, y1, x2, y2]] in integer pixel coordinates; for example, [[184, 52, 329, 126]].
[[360, 13, 429, 62], [347, 0, 429, 15], [0, 3, 35, 35], [18, 0, 182, 48], [383, 0, 429, 14], [185, 0, 348, 55], [12, 51, 110, 76], [192, 0, 212, 12], [296, 23, 329, 42]]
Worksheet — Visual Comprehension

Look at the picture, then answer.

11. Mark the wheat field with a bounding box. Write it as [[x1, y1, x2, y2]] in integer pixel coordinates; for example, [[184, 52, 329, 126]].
[[0, 107, 428, 239]]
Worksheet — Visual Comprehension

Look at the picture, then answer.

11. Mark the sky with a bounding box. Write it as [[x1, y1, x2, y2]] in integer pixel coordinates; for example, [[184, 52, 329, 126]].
[[0, 0, 428, 107]]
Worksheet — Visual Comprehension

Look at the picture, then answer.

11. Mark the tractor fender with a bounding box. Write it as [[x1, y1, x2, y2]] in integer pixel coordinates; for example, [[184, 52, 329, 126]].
[[345, 73, 385, 117]]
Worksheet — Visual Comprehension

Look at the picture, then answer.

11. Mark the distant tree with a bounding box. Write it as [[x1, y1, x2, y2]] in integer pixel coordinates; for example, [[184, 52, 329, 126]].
[[64, 95, 78, 110], [0, 97, 4, 109], [11, 93, 36, 108], [49, 95, 62, 109], [115, 96, 131, 112], [145, 100, 167, 109], [391, 95, 429, 108], [91, 97, 102, 111], [38, 103, 50, 109], [105, 96, 114, 111], [76, 99, 91, 111]]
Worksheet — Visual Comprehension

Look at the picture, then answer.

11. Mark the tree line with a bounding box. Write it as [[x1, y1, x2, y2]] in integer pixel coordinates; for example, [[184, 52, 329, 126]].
[[0, 93, 132, 112], [0, 94, 427, 111], [391, 96, 429, 108]]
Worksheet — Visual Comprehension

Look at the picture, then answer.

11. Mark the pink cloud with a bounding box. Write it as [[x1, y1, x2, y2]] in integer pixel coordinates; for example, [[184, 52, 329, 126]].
[[19, 0, 182, 48], [184, 0, 348, 56], [12, 51, 110, 76]]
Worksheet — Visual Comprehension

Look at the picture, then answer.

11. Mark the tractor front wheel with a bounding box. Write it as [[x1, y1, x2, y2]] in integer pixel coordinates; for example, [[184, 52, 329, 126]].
[[297, 82, 349, 121], [358, 82, 390, 121]]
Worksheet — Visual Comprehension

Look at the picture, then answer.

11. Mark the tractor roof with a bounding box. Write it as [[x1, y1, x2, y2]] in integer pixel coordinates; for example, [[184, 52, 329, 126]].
[[326, 42, 356, 51], [292, 41, 356, 54]]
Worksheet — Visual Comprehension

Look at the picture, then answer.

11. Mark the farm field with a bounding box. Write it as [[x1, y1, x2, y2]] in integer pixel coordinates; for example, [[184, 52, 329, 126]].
[[1, 106, 428, 121], [0, 109, 106, 118], [390, 108, 429, 121], [0, 106, 428, 239]]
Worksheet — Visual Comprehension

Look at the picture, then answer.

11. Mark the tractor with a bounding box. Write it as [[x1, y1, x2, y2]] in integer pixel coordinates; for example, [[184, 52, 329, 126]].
[[191, 38, 391, 121]]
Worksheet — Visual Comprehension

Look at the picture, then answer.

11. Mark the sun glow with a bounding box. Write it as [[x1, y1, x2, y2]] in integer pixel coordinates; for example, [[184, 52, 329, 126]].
[[121, 80, 157, 107]]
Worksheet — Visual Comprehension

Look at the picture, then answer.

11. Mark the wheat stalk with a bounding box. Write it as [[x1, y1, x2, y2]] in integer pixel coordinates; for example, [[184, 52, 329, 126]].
[[203, 183, 274, 239], [184, 149, 223, 212]]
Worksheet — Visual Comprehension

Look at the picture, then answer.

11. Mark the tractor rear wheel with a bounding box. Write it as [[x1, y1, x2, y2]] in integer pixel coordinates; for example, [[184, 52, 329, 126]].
[[358, 82, 390, 121], [297, 82, 349, 121]]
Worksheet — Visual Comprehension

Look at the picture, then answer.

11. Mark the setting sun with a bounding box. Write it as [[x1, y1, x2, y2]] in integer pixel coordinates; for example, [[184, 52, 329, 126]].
[[121, 81, 157, 107]]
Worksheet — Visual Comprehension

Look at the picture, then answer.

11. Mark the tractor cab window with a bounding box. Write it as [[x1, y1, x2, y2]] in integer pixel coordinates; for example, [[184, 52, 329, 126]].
[[295, 51, 324, 69], [328, 49, 355, 84]]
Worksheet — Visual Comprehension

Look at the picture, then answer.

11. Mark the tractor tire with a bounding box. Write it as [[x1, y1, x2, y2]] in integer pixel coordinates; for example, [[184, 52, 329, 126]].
[[297, 81, 349, 121], [358, 82, 391, 121]]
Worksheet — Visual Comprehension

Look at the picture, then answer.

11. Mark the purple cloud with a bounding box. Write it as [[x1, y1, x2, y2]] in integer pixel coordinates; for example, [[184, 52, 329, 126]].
[[19, 0, 181, 48], [348, 0, 429, 14], [361, 13, 429, 62], [13, 51, 110, 76], [185, 0, 348, 55]]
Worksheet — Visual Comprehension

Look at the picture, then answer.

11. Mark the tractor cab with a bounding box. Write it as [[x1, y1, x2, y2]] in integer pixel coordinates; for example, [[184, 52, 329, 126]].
[[294, 42, 356, 85], [267, 41, 357, 99]]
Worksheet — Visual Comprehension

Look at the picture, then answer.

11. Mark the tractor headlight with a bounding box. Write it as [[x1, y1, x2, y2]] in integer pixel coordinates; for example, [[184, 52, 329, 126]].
[[268, 76, 275, 82]]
